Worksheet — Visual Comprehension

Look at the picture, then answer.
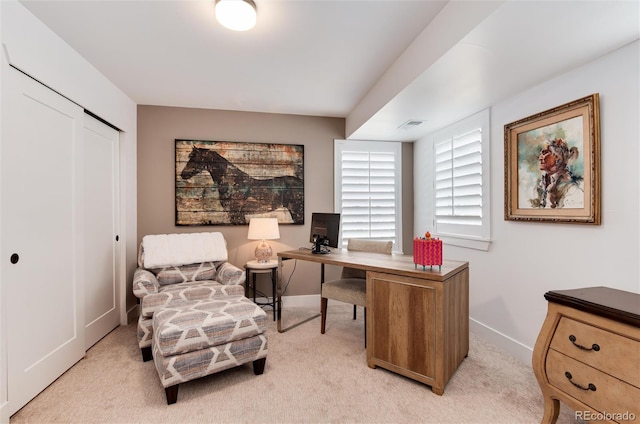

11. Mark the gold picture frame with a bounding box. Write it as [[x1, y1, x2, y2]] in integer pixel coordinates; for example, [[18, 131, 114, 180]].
[[504, 94, 600, 224]]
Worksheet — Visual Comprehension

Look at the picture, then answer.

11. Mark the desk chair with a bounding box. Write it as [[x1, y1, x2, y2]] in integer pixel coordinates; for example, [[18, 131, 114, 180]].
[[320, 239, 393, 346]]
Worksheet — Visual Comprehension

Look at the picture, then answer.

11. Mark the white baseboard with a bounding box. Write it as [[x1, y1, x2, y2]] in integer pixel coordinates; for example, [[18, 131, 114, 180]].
[[469, 318, 533, 365], [280, 294, 320, 308], [251, 294, 321, 308], [254, 295, 319, 308], [127, 304, 139, 325], [278, 296, 535, 366], [0, 402, 8, 424]]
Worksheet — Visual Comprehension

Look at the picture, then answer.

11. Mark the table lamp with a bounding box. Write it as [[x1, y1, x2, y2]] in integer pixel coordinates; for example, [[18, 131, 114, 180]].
[[247, 217, 280, 262]]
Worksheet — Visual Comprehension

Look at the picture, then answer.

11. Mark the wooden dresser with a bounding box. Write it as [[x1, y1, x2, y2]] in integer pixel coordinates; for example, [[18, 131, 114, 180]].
[[532, 287, 640, 423]]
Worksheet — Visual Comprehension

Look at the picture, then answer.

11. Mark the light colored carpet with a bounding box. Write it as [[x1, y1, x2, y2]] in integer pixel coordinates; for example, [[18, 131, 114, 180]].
[[10, 305, 579, 423]]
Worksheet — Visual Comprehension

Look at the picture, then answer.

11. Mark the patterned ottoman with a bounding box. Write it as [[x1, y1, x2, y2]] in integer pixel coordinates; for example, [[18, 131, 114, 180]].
[[151, 295, 268, 404], [138, 281, 246, 360]]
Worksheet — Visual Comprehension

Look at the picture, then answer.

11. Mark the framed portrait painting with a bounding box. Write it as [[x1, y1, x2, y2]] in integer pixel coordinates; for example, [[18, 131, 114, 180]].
[[504, 94, 600, 224], [176, 140, 304, 226]]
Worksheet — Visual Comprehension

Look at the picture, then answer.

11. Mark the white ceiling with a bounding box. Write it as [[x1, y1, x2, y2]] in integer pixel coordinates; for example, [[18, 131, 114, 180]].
[[19, 0, 640, 142]]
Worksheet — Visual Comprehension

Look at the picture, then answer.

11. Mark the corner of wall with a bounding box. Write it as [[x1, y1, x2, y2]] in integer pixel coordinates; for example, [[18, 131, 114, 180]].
[[469, 318, 533, 366]]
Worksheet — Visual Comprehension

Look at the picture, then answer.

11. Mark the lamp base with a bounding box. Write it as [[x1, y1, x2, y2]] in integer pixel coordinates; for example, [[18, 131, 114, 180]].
[[255, 240, 273, 263]]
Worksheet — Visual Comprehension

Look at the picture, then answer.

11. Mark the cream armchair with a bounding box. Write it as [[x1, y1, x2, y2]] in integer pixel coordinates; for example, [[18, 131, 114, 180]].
[[132, 232, 245, 361]]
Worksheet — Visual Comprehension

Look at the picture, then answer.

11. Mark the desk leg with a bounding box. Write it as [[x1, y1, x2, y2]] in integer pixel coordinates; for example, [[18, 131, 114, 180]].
[[276, 257, 321, 333], [277, 257, 283, 332], [271, 267, 277, 321]]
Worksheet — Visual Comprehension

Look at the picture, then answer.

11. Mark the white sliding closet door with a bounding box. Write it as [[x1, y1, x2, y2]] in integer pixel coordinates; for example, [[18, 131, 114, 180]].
[[83, 114, 120, 350], [3, 68, 85, 415]]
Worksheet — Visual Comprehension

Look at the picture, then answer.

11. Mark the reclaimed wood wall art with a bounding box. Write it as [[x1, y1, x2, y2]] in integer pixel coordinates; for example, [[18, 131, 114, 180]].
[[176, 140, 304, 225]]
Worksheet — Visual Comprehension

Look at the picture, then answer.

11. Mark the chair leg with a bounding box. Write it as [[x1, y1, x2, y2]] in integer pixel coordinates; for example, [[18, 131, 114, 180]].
[[165, 385, 179, 405], [141, 346, 152, 362], [321, 297, 328, 334], [253, 357, 266, 375], [353, 304, 357, 320]]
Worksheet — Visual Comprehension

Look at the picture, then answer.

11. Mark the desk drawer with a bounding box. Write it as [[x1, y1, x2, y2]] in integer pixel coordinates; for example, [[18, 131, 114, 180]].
[[546, 349, 640, 419], [550, 317, 640, 387]]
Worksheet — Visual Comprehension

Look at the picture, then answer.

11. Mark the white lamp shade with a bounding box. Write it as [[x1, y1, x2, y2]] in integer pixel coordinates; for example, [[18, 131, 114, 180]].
[[215, 0, 257, 32], [248, 217, 279, 262], [247, 217, 280, 240]]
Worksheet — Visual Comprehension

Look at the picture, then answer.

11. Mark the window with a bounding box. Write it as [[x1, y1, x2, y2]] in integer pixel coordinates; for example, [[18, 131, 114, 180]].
[[334, 140, 402, 251], [432, 109, 490, 247]]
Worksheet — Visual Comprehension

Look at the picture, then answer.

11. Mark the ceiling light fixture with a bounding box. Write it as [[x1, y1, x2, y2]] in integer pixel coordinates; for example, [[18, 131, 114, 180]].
[[215, 0, 257, 32]]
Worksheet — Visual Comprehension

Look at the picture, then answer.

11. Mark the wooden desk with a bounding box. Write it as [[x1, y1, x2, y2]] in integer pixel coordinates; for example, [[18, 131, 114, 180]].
[[277, 248, 469, 395]]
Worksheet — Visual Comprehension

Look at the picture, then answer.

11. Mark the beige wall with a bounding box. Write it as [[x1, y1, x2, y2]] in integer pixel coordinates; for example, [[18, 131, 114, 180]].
[[138, 105, 343, 295], [137, 105, 414, 296]]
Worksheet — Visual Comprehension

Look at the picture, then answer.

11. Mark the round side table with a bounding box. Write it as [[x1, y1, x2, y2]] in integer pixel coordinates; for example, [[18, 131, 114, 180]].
[[245, 259, 278, 321]]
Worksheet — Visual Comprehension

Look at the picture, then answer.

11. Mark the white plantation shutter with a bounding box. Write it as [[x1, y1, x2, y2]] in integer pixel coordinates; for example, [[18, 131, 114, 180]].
[[435, 129, 483, 225], [335, 141, 401, 251], [432, 109, 490, 241]]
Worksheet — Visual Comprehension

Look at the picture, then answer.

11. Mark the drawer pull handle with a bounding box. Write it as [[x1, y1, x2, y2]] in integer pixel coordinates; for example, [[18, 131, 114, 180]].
[[564, 372, 597, 391], [568, 335, 600, 351]]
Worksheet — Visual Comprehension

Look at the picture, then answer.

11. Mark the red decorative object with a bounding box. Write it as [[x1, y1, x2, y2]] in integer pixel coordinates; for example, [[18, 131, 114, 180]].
[[413, 237, 443, 271]]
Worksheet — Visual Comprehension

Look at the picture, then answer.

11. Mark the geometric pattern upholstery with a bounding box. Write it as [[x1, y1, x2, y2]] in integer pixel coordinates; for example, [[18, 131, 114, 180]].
[[133, 263, 245, 298], [140, 282, 245, 318], [132, 234, 246, 351], [153, 296, 267, 357], [152, 333, 267, 388], [136, 283, 246, 349], [151, 296, 268, 388], [133, 268, 163, 297], [132, 233, 267, 404], [150, 261, 218, 286], [215, 262, 247, 286], [137, 316, 155, 349]]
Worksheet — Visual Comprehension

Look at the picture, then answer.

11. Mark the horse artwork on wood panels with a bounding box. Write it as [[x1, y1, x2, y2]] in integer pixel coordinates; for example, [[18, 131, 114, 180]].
[[176, 140, 304, 225]]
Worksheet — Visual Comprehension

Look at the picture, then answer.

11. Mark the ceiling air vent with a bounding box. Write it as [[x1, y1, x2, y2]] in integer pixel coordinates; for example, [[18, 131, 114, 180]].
[[398, 119, 424, 130]]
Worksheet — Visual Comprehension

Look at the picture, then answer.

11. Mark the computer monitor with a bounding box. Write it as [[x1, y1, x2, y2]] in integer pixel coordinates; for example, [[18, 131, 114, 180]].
[[309, 213, 340, 254]]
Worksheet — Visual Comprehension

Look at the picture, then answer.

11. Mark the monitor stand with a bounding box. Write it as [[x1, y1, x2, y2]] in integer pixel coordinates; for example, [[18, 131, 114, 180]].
[[312, 237, 330, 254]]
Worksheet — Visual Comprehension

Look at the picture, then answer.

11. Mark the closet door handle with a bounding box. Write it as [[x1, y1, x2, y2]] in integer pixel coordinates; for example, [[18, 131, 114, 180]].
[[10, 253, 19, 264]]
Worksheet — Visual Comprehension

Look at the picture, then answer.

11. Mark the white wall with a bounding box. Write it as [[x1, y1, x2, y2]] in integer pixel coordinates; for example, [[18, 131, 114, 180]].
[[0, 3, 6, 422], [414, 40, 640, 364], [0, 2, 137, 421], [346, 1, 502, 139]]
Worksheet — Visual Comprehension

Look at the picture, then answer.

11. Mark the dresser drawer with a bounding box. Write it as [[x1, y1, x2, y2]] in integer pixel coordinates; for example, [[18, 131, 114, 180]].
[[550, 317, 640, 387], [546, 349, 640, 419]]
